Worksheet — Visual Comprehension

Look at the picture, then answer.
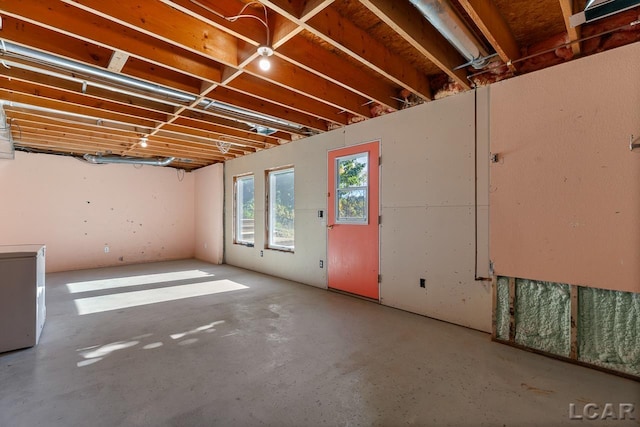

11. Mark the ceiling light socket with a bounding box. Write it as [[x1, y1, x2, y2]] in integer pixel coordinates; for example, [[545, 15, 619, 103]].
[[257, 45, 273, 57]]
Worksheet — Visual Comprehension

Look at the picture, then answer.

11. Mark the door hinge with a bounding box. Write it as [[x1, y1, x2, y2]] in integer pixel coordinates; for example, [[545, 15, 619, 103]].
[[378, 156, 382, 166], [378, 215, 382, 225], [378, 274, 381, 283]]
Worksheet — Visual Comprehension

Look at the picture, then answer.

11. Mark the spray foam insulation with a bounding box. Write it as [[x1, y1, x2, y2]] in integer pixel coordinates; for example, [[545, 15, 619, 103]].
[[496, 277, 510, 340], [578, 287, 640, 376], [514, 279, 571, 356]]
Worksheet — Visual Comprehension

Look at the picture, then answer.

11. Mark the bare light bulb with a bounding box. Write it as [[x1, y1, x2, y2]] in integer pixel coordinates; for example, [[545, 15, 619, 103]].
[[258, 57, 271, 71], [140, 138, 148, 148], [256, 45, 273, 72]]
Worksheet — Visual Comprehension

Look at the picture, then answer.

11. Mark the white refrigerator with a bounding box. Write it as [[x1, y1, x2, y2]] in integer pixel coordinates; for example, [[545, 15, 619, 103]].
[[0, 244, 46, 353]]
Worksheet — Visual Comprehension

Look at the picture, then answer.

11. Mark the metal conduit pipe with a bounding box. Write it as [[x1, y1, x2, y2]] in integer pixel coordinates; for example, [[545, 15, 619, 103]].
[[1, 42, 196, 103], [408, 0, 490, 69], [2, 41, 305, 132], [198, 99, 303, 130], [83, 153, 175, 166]]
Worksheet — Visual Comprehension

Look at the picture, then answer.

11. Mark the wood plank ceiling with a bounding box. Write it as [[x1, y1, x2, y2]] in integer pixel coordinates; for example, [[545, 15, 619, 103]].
[[0, 0, 638, 170]]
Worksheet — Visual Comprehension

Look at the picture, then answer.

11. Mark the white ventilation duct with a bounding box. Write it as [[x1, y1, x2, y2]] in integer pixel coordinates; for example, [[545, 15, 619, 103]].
[[83, 154, 175, 166], [408, 0, 490, 69], [570, 0, 640, 27], [0, 105, 15, 160]]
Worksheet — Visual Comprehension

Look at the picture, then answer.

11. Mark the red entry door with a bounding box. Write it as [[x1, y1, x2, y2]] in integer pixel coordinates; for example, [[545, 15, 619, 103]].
[[327, 141, 380, 300]]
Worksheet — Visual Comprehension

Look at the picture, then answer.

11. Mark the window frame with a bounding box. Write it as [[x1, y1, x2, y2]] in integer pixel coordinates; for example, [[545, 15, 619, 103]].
[[265, 166, 295, 252], [334, 152, 369, 225], [233, 173, 255, 247]]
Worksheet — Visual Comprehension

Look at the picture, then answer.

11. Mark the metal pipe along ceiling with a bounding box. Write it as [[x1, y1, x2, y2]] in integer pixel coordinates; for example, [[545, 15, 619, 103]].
[[83, 154, 175, 166], [408, 0, 490, 69], [0, 41, 298, 132]]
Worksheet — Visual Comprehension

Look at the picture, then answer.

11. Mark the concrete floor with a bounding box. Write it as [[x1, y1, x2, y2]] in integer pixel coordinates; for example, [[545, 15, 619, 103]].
[[1, 259, 638, 427]]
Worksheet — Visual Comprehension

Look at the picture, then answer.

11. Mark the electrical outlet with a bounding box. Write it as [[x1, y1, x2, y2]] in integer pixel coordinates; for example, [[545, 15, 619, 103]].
[[260, 250, 263, 257], [319, 260, 324, 268], [104, 246, 109, 254], [419, 278, 425, 288], [204, 243, 207, 249]]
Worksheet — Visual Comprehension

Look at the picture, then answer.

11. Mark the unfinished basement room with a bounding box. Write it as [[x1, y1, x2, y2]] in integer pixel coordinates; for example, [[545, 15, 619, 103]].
[[0, 0, 639, 425]]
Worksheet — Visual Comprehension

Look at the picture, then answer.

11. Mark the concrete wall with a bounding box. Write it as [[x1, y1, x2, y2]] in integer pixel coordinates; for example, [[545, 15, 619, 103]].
[[490, 42, 640, 293], [0, 152, 195, 272], [194, 163, 224, 264], [225, 89, 492, 332]]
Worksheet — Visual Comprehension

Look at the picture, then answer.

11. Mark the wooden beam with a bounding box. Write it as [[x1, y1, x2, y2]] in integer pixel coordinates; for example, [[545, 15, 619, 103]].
[[306, 6, 432, 100], [0, 65, 180, 115], [457, 0, 521, 65], [227, 73, 348, 125], [60, 0, 239, 66], [0, 76, 171, 123], [558, 0, 582, 56], [203, 86, 329, 132], [508, 276, 516, 342], [14, 135, 222, 164], [179, 110, 291, 141], [491, 276, 498, 340], [300, 0, 335, 21], [172, 116, 282, 145], [242, 58, 370, 118], [0, 0, 222, 82], [4, 106, 155, 136], [160, 123, 265, 150], [359, 0, 470, 89], [157, 0, 267, 45], [0, 16, 204, 95], [0, 90, 159, 130], [570, 284, 578, 359]]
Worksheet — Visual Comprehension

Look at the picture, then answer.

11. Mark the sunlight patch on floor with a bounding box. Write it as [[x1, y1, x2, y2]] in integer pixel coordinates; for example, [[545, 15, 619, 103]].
[[66, 270, 215, 294], [73, 280, 248, 315]]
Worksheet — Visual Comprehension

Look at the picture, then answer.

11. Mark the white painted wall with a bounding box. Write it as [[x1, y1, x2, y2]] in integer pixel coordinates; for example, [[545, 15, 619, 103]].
[[225, 89, 492, 332], [194, 163, 224, 264], [0, 152, 195, 272]]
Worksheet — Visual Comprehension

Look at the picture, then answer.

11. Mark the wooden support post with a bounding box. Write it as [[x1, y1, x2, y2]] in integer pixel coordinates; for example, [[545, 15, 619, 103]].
[[491, 276, 498, 340], [508, 276, 516, 342], [570, 284, 578, 359]]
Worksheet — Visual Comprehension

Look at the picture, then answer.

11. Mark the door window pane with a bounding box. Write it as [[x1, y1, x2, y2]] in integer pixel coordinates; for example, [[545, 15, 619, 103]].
[[268, 168, 294, 250], [234, 175, 254, 245], [336, 153, 368, 223]]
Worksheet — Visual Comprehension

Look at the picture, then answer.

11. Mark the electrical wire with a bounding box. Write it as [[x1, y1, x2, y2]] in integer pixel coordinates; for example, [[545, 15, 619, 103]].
[[189, 0, 270, 45]]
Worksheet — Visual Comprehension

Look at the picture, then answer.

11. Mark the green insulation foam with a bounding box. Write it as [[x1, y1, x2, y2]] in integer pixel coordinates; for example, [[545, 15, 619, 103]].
[[496, 277, 510, 340], [515, 279, 570, 357], [578, 287, 640, 376]]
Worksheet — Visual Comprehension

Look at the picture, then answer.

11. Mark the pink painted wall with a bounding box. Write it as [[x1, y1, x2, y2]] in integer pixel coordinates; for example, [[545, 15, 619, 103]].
[[0, 152, 195, 272], [194, 163, 224, 264], [490, 42, 640, 293]]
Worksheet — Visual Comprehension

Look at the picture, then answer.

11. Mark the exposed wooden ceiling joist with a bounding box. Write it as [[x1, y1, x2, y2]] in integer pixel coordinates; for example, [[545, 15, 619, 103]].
[[1, 0, 635, 170], [457, 0, 521, 65]]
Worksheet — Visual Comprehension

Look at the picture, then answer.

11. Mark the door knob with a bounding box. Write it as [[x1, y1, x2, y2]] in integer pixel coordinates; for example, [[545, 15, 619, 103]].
[[327, 225, 334, 229]]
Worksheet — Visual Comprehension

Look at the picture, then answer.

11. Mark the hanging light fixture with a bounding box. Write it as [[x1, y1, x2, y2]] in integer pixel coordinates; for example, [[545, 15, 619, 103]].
[[190, 1, 272, 72], [257, 45, 273, 71], [139, 137, 148, 148]]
